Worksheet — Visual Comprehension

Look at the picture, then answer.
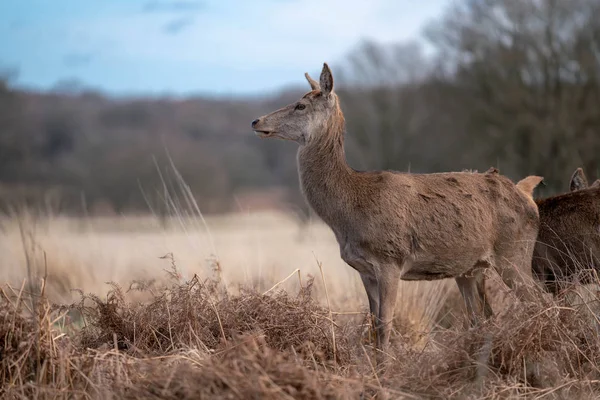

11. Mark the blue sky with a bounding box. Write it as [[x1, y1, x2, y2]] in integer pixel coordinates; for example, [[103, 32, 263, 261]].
[[0, 0, 451, 96]]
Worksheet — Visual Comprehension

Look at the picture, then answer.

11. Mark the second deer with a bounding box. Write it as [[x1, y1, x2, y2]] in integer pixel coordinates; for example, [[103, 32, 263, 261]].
[[533, 167, 600, 295]]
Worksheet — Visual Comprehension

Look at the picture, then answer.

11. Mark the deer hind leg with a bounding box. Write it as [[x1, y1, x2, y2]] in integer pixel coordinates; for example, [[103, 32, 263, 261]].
[[494, 247, 551, 387], [493, 242, 542, 304], [456, 269, 494, 384], [456, 272, 489, 326], [475, 271, 494, 319], [360, 273, 379, 345]]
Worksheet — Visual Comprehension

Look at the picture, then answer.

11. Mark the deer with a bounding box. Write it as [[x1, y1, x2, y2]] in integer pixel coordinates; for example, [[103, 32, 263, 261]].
[[532, 167, 600, 295], [251, 63, 544, 355]]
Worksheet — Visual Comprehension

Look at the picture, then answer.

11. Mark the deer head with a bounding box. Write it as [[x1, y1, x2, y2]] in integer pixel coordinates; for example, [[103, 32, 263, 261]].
[[251, 63, 338, 145]]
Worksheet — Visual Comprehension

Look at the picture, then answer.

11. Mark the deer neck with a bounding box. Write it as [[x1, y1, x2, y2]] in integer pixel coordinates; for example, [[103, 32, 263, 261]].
[[297, 109, 355, 227]]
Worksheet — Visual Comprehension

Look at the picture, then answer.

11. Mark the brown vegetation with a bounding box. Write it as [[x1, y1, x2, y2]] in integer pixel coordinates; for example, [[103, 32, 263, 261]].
[[3, 258, 600, 399], [0, 207, 598, 399]]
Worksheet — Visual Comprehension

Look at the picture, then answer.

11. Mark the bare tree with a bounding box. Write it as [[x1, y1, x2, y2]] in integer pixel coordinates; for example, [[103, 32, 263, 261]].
[[425, 0, 600, 191], [336, 41, 437, 172]]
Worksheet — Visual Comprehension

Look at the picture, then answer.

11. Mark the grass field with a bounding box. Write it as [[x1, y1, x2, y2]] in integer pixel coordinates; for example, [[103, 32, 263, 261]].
[[2, 208, 600, 399]]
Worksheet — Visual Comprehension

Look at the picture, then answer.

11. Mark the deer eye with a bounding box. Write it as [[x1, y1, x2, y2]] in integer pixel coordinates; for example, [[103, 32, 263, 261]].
[[295, 103, 306, 111]]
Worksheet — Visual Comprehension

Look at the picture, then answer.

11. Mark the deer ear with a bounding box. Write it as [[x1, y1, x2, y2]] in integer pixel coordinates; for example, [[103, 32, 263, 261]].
[[570, 167, 589, 191], [305, 73, 319, 90], [319, 63, 334, 96], [592, 179, 600, 188]]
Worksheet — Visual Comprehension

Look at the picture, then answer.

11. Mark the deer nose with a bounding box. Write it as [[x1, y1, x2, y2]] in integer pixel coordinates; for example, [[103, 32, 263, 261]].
[[251, 118, 260, 128]]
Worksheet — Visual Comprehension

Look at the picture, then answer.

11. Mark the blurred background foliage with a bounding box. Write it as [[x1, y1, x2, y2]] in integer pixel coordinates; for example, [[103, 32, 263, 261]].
[[1, 0, 599, 216]]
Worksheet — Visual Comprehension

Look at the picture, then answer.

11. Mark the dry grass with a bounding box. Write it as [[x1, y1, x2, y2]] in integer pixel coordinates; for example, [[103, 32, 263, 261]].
[[2, 210, 600, 399], [0, 210, 453, 332]]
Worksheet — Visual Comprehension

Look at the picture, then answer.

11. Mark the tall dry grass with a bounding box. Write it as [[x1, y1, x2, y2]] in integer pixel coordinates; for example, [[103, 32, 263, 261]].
[[0, 207, 455, 336], [2, 208, 600, 398], [2, 163, 600, 398]]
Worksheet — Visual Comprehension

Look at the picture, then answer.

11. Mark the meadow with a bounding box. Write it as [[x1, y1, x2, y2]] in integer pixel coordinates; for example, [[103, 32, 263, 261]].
[[2, 207, 600, 399]]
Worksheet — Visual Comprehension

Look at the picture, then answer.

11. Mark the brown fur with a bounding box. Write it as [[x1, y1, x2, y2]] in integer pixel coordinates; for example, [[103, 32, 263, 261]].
[[252, 63, 543, 353], [533, 168, 600, 294]]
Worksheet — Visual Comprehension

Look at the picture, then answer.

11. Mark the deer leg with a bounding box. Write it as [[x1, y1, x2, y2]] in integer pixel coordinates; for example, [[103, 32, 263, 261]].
[[494, 256, 541, 304], [376, 269, 400, 352], [494, 249, 548, 386], [456, 272, 494, 383], [473, 270, 494, 383], [360, 273, 379, 345], [456, 267, 494, 324], [456, 274, 486, 326], [475, 271, 493, 319], [493, 238, 547, 305]]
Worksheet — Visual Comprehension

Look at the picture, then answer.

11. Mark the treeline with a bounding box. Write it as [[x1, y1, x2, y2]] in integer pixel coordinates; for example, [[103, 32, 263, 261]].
[[1, 0, 599, 216], [0, 82, 306, 215]]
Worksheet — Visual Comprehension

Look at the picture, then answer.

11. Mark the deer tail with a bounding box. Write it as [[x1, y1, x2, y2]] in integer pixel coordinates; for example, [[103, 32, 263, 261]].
[[516, 175, 544, 200]]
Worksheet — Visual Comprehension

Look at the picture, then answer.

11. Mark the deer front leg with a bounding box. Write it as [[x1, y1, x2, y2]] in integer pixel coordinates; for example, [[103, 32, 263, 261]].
[[376, 268, 401, 353], [360, 273, 379, 344]]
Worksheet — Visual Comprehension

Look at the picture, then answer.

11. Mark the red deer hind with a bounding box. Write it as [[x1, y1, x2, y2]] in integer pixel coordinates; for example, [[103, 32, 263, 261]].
[[251, 63, 544, 354]]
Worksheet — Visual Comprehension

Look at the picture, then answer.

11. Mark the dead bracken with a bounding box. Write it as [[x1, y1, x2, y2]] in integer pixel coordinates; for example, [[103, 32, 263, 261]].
[[2, 265, 600, 399]]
